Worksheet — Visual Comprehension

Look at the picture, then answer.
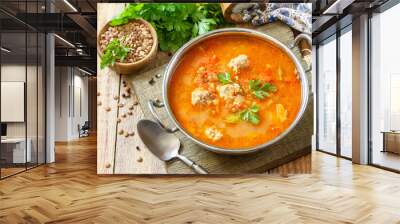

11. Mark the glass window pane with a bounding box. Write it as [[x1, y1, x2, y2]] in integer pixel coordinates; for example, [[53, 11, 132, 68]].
[[371, 3, 400, 171], [317, 36, 337, 154], [340, 28, 352, 158], [0, 0, 29, 178], [0, 0, 46, 179], [1, 31, 27, 177], [26, 0, 39, 169], [27, 31, 38, 169]]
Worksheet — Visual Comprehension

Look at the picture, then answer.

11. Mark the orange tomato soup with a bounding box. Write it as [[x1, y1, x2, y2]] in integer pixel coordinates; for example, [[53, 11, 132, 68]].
[[168, 34, 301, 149]]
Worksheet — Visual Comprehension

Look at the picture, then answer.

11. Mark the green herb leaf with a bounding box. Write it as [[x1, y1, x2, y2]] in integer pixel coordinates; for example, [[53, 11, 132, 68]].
[[110, 3, 143, 26], [261, 82, 277, 92], [217, 72, 232, 85], [249, 79, 277, 99], [239, 104, 260, 125], [253, 90, 269, 99], [109, 3, 229, 52], [197, 18, 217, 35], [100, 39, 131, 69], [249, 104, 260, 113]]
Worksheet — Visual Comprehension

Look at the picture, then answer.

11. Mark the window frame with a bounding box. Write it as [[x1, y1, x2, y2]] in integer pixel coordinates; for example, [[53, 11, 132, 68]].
[[0, 0, 48, 180]]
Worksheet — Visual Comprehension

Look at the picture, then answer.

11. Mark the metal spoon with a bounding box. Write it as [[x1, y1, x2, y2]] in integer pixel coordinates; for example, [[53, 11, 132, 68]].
[[137, 119, 208, 174]]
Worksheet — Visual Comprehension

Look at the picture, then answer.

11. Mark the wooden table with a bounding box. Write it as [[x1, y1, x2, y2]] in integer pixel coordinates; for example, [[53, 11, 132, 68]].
[[97, 3, 312, 175]]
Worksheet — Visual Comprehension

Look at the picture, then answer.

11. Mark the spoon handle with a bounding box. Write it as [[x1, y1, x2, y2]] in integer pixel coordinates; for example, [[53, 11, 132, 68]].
[[177, 154, 208, 174]]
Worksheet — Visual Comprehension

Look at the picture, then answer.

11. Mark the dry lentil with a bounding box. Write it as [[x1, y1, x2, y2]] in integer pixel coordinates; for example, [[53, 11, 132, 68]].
[[100, 21, 154, 63]]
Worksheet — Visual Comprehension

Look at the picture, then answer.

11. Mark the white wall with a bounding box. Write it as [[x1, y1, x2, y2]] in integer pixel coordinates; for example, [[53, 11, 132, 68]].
[[352, 14, 369, 164], [71, 73, 89, 138], [55, 66, 69, 141], [46, 6, 56, 164], [54, 67, 89, 141]]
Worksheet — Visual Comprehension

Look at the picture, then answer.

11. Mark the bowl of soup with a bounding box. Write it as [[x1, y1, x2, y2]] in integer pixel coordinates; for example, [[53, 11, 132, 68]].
[[149, 28, 309, 154]]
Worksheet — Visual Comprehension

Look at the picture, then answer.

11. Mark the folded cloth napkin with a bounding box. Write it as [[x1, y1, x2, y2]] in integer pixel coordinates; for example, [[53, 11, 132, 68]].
[[241, 3, 312, 34]]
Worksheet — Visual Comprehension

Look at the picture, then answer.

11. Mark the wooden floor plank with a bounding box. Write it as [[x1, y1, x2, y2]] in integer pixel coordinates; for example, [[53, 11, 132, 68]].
[[1, 134, 400, 223]]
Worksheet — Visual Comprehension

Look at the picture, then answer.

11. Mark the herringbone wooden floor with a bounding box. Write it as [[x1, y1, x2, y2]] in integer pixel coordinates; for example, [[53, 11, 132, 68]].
[[1, 135, 399, 224]]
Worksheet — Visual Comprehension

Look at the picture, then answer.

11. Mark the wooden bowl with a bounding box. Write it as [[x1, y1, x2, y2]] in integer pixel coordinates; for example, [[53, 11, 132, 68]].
[[97, 19, 158, 75]]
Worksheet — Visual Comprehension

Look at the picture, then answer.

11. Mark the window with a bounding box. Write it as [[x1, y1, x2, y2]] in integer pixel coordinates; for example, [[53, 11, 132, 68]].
[[370, 3, 400, 171], [0, 0, 47, 179], [317, 36, 337, 154], [316, 25, 353, 159], [339, 27, 352, 158]]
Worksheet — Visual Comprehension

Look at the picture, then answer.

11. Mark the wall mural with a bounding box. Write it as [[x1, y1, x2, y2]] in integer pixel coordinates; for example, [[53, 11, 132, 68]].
[[96, 3, 313, 175]]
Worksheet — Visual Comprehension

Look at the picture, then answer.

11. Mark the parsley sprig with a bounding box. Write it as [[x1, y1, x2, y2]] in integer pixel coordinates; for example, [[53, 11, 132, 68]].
[[240, 104, 260, 125], [100, 39, 131, 69], [217, 72, 233, 85], [225, 104, 261, 125], [110, 3, 228, 52], [249, 79, 277, 99]]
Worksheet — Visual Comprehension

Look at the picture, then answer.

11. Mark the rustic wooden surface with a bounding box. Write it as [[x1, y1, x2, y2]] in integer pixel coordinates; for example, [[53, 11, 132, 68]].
[[97, 3, 170, 174], [1, 135, 400, 223], [97, 3, 312, 174], [96, 3, 123, 174]]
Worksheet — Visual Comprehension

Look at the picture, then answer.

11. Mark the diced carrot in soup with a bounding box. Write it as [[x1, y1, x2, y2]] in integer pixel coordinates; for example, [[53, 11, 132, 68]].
[[168, 34, 301, 149]]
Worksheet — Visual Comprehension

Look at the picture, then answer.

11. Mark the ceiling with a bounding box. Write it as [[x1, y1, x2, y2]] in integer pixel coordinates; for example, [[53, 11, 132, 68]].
[[312, 0, 392, 43], [0, 0, 97, 73], [0, 0, 395, 73]]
